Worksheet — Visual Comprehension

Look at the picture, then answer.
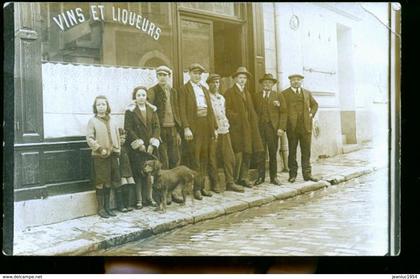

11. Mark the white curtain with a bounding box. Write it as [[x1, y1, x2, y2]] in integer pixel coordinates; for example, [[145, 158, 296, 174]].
[[42, 62, 172, 138]]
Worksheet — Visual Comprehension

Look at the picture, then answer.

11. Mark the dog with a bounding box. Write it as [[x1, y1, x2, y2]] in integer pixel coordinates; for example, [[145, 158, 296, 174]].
[[142, 160, 197, 212]]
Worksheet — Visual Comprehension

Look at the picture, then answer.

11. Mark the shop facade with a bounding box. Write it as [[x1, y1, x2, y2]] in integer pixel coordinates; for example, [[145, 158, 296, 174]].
[[13, 2, 268, 230]]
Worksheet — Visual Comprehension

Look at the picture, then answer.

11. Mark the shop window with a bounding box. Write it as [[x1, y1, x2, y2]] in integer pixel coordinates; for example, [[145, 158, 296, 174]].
[[39, 3, 174, 138]]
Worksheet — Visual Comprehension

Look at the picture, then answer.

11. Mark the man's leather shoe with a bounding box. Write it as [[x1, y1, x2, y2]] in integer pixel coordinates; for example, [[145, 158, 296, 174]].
[[201, 189, 213, 197], [106, 209, 117, 217], [270, 177, 282, 186], [135, 203, 143, 210], [288, 176, 296, 183], [226, 183, 245, 193], [254, 177, 265, 186], [143, 199, 157, 207], [172, 194, 184, 204], [194, 190, 203, 200], [211, 184, 221, 193], [212, 187, 222, 194], [304, 176, 319, 182], [238, 180, 253, 188], [98, 209, 110, 218]]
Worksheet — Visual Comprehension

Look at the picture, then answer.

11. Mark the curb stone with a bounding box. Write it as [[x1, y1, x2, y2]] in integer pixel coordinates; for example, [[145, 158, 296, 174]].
[[239, 195, 276, 207], [223, 200, 250, 214], [272, 188, 300, 200], [325, 175, 346, 185], [98, 228, 154, 251], [193, 207, 226, 223], [296, 181, 330, 194], [340, 167, 373, 181]]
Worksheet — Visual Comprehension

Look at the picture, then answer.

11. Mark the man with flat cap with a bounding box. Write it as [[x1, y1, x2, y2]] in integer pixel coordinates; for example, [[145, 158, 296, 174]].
[[147, 65, 184, 203], [179, 63, 218, 200], [253, 73, 288, 186], [207, 73, 245, 193], [224, 66, 264, 188], [282, 74, 319, 183]]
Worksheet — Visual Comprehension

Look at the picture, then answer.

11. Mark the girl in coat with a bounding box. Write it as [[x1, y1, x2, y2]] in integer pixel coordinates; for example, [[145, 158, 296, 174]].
[[86, 95, 121, 218], [124, 86, 161, 208]]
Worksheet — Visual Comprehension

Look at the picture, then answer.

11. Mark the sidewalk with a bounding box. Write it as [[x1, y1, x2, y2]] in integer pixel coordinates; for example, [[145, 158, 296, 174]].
[[13, 145, 386, 255]]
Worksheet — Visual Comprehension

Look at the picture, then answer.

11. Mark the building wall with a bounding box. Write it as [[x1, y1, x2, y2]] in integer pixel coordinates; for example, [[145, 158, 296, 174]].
[[262, 3, 389, 159]]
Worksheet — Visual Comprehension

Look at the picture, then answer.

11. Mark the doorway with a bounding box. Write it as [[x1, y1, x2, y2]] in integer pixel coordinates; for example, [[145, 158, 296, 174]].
[[179, 16, 243, 92], [213, 21, 243, 93], [337, 24, 357, 145]]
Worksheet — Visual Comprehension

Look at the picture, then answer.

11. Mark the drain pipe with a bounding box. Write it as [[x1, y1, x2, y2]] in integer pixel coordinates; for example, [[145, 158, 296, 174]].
[[273, 3, 283, 91], [273, 3, 289, 172]]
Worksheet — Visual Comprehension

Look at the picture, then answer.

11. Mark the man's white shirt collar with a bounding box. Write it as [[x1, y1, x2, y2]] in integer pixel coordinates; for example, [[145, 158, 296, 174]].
[[291, 87, 302, 93], [236, 83, 244, 92], [190, 80, 201, 88]]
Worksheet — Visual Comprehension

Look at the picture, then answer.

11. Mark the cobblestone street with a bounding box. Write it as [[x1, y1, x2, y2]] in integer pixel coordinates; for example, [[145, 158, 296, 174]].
[[95, 168, 388, 256]]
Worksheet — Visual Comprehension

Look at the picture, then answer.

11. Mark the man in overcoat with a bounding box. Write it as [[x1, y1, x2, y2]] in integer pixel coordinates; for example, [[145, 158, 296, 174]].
[[282, 74, 319, 183], [179, 63, 219, 200], [224, 66, 264, 188], [253, 73, 288, 186]]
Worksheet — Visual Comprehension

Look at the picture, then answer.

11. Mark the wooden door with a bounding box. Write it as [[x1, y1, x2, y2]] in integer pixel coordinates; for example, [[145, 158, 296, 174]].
[[178, 16, 214, 85]]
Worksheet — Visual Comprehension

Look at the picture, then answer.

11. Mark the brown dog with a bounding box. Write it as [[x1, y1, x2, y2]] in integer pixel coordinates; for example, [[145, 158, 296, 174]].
[[142, 160, 196, 212]]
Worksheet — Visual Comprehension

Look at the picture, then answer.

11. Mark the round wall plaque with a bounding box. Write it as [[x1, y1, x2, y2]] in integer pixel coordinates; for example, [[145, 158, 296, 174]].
[[289, 15, 300, 30]]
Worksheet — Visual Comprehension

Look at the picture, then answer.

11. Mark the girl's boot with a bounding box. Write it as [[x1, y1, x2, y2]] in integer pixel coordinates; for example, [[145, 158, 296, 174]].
[[96, 189, 109, 218], [124, 184, 134, 211], [116, 187, 128, 212], [104, 188, 117, 217]]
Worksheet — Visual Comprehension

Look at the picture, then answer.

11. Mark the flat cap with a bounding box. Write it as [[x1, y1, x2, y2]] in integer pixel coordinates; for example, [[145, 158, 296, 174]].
[[206, 73, 221, 84], [288, 73, 304, 80], [156, 65, 171, 75], [189, 63, 206, 73]]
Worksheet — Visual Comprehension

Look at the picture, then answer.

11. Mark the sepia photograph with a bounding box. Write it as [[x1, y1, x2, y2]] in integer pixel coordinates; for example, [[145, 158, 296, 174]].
[[5, 2, 400, 256]]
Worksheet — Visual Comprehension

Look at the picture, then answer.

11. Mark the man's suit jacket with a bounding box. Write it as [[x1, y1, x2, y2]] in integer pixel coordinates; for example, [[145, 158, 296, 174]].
[[178, 81, 218, 138], [254, 89, 288, 131], [281, 87, 318, 134], [224, 84, 264, 154], [147, 84, 182, 133]]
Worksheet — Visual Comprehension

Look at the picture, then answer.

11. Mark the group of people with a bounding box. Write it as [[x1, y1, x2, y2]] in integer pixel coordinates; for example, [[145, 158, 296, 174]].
[[86, 63, 319, 218]]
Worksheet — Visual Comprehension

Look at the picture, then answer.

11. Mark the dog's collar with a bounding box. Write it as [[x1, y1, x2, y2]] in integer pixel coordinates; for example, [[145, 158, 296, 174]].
[[154, 171, 161, 178]]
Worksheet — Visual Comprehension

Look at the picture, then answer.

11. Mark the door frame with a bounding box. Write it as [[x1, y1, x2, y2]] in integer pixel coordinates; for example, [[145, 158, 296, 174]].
[[176, 15, 215, 86]]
